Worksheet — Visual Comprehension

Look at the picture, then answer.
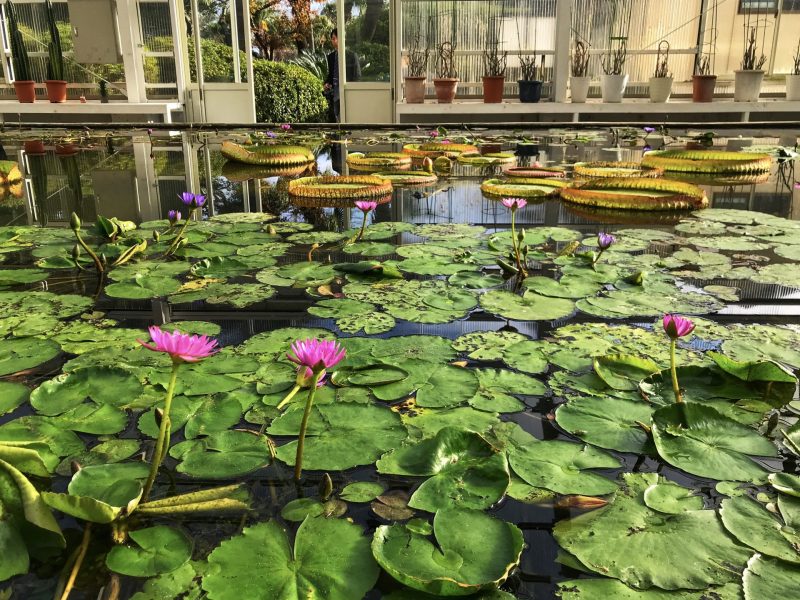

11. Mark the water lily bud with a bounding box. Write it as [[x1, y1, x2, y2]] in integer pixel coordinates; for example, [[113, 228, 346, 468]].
[[319, 473, 333, 501], [69, 212, 81, 231], [422, 157, 434, 173], [517, 229, 525, 243], [154, 407, 165, 428], [71, 244, 81, 260], [152, 230, 160, 242], [267, 225, 277, 235], [70, 460, 82, 475]]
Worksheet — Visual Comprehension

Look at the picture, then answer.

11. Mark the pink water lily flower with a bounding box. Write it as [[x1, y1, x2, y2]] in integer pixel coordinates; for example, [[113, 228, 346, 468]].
[[281, 123, 292, 131], [663, 314, 695, 340], [287, 338, 346, 379], [501, 197, 527, 210], [355, 200, 378, 212], [139, 326, 218, 363], [429, 130, 439, 138]]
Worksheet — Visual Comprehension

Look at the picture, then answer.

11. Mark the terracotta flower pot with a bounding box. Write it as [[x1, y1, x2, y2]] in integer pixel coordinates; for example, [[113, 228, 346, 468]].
[[692, 74, 717, 103], [433, 78, 458, 104], [404, 76, 426, 104], [45, 80, 67, 103], [55, 143, 78, 156], [24, 140, 46, 155], [482, 75, 505, 103], [13, 81, 36, 103]]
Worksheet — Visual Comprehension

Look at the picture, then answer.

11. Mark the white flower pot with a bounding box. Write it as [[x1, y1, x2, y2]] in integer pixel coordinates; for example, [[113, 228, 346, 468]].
[[601, 73, 629, 103], [787, 74, 800, 101], [570, 76, 591, 103], [649, 76, 673, 103], [734, 70, 765, 102]]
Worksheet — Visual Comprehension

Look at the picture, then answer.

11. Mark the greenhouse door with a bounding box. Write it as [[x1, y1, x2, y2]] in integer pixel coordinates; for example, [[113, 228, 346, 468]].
[[189, 0, 255, 123], [339, 0, 393, 123]]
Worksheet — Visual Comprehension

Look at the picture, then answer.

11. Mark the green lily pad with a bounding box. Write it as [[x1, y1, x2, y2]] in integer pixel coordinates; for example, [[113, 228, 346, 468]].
[[643, 480, 704, 514], [169, 282, 276, 308], [402, 407, 501, 440], [340, 482, 386, 503], [651, 402, 777, 482], [372, 508, 523, 597], [269, 404, 407, 471], [308, 298, 395, 334], [594, 355, 660, 391], [553, 473, 751, 590], [0, 268, 48, 286], [555, 396, 654, 454], [508, 439, 619, 496], [68, 462, 149, 507], [501, 340, 549, 374], [203, 518, 378, 600], [470, 369, 546, 412], [556, 579, 742, 599], [452, 331, 529, 361], [720, 495, 800, 564], [0, 382, 29, 415], [106, 525, 193, 577], [30, 367, 142, 415], [130, 562, 203, 600], [480, 290, 576, 321], [170, 431, 272, 478], [743, 554, 800, 600], [0, 337, 60, 376], [377, 427, 509, 512], [769, 473, 800, 497]]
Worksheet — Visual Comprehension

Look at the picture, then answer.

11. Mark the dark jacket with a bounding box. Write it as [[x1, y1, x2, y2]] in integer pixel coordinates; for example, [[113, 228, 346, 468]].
[[325, 49, 361, 87]]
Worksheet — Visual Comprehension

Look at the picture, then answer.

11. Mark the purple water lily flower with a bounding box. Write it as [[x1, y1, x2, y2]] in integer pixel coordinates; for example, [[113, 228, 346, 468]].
[[597, 232, 616, 250], [179, 192, 206, 209], [266, 131, 277, 138], [167, 210, 181, 224], [643, 126, 655, 134]]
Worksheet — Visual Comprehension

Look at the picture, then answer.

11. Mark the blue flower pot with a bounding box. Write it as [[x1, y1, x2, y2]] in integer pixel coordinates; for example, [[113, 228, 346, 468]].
[[518, 80, 543, 103]]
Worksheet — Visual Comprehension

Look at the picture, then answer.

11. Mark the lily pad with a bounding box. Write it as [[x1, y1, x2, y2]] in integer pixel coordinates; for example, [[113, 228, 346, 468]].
[[372, 508, 523, 597], [0, 337, 60, 376], [203, 518, 378, 600], [106, 525, 193, 577], [308, 298, 395, 334], [340, 482, 386, 503], [170, 431, 272, 478], [720, 495, 800, 564], [30, 367, 142, 415], [377, 427, 509, 512], [743, 554, 800, 600], [557, 579, 742, 599], [553, 472, 751, 590], [480, 290, 576, 321], [0, 382, 29, 415], [555, 396, 654, 454]]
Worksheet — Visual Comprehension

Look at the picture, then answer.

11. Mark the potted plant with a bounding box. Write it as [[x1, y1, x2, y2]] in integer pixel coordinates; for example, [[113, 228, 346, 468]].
[[433, 41, 458, 104], [649, 40, 673, 103], [519, 54, 545, 103], [404, 32, 428, 104], [7, 1, 35, 103], [788, 41, 800, 101], [482, 38, 507, 103], [44, 0, 67, 103], [601, 37, 628, 103], [570, 41, 591, 103], [99, 79, 110, 103], [693, 1, 718, 103], [23, 140, 46, 155], [734, 15, 767, 102]]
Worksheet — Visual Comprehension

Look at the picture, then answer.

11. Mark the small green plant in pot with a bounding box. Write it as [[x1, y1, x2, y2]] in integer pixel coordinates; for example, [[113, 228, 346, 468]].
[[7, 0, 35, 102], [99, 80, 110, 103], [649, 40, 673, 103], [734, 16, 767, 102], [44, 0, 67, 103], [787, 40, 800, 101], [519, 54, 545, 103]]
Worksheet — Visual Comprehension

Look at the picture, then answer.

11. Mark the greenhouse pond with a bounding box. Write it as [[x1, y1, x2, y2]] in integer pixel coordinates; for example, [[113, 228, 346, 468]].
[[1, 125, 800, 600]]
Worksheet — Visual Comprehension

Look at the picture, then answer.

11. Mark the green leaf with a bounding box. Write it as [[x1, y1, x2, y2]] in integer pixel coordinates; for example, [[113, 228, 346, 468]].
[[377, 427, 509, 512], [553, 473, 751, 590], [68, 462, 149, 507], [594, 354, 661, 391], [743, 555, 800, 600], [452, 331, 528, 361], [720, 495, 800, 564], [769, 473, 800, 497], [557, 579, 742, 599], [170, 431, 271, 479], [556, 396, 654, 454], [203, 518, 379, 600], [651, 403, 777, 482], [340, 482, 385, 503], [372, 508, 523, 596], [643, 480, 704, 514], [709, 351, 798, 383], [270, 404, 407, 471], [130, 562, 202, 600], [30, 366, 142, 416], [0, 337, 60, 376], [106, 525, 193, 577], [480, 290, 576, 321]]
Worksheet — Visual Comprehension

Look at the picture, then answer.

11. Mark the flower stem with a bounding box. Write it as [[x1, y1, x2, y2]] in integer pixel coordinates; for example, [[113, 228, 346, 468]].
[[164, 209, 194, 257], [73, 229, 104, 273], [276, 384, 301, 410], [58, 522, 92, 600], [142, 362, 180, 502], [592, 248, 604, 269], [294, 371, 323, 482], [510, 209, 527, 276], [356, 211, 368, 242], [670, 339, 683, 404]]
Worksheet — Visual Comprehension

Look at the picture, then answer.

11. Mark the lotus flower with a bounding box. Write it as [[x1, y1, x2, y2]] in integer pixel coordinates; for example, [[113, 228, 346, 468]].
[[167, 210, 181, 224], [287, 338, 346, 379], [355, 200, 378, 212], [281, 123, 292, 131], [597, 232, 616, 250], [139, 326, 218, 363], [663, 314, 695, 340], [502, 197, 527, 210]]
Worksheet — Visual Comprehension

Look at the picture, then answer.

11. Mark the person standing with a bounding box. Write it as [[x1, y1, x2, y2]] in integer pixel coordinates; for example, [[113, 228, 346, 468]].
[[324, 28, 361, 123]]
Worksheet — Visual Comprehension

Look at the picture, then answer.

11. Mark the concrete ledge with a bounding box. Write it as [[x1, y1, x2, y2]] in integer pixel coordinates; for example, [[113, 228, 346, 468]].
[[396, 98, 800, 123], [0, 100, 183, 123]]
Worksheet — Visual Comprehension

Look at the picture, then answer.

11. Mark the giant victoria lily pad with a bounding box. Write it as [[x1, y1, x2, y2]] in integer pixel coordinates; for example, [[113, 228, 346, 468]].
[[372, 508, 524, 596], [203, 518, 378, 600], [376, 427, 510, 512], [554, 473, 751, 590]]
